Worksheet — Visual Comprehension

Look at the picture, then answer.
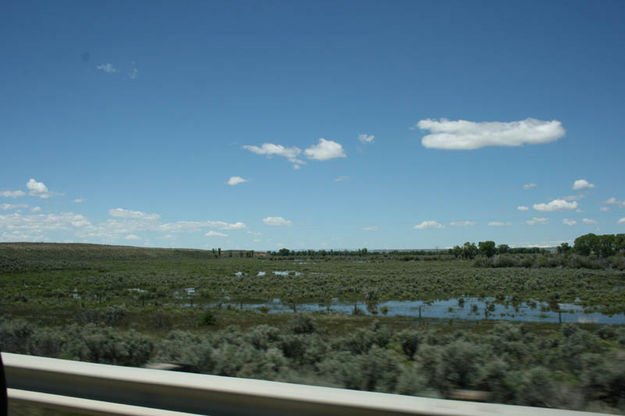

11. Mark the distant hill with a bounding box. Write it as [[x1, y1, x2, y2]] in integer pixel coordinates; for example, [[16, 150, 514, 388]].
[[0, 243, 256, 272]]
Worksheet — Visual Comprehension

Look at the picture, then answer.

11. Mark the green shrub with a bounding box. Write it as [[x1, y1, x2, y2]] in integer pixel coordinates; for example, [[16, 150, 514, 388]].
[[199, 310, 217, 326], [289, 314, 316, 334]]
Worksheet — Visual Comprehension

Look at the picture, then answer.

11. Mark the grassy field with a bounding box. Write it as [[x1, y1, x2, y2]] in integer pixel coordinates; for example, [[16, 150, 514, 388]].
[[2, 243, 625, 413], [2, 242, 625, 323]]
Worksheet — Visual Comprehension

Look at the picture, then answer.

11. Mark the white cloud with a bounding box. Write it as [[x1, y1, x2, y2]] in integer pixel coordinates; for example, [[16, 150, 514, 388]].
[[517, 206, 529, 211], [243, 143, 304, 168], [109, 208, 160, 221], [263, 216, 292, 227], [449, 221, 476, 227], [413, 221, 444, 230], [361, 226, 378, 231], [26, 179, 54, 198], [205, 231, 228, 237], [31, 206, 41, 213], [227, 176, 248, 186], [488, 221, 512, 227], [304, 138, 347, 161], [0, 212, 92, 240], [334, 176, 349, 182], [73, 198, 86, 203], [561, 194, 585, 201], [619, 218, 625, 224], [159, 220, 245, 233], [96, 63, 117, 73], [1, 203, 28, 210], [604, 197, 625, 208], [600, 207, 610, 212], [417, 118, 565, 150], [0, 190, 26, 198], [563, 219, 577, 226], [128, 68, 138, 80], [0, 205, 247, 242], [533, 199, 578, 212], [526, 217, 549, 226], [124, 234, 140, 241], [582, 218, 598, 225], [80, 217, 246, 241], [522, 183, 537, 190], [572, 179, 595, 191], [358, 134, 374, 144]]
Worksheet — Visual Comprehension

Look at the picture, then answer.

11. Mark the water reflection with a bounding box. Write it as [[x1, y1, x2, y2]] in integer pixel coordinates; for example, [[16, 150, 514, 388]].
[[208, 297, 625, 324]]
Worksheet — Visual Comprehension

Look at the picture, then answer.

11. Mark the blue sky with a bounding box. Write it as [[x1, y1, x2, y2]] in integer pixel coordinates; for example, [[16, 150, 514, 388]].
[[1, 0, 624, 250]]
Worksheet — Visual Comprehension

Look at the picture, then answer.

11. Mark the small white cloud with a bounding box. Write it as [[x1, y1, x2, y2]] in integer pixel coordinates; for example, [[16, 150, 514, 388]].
[[243, 143, 304, 168], [109, 208, 160, 221], [600, 207, 610, 212], [358, 134, 374, 144], [572, 179, 595, 191], [526, 217, 549, 226], [128, 68, 138, 79], [263, 216, 292, 227], [449, 221, 476, 227], [304, 138, 347, 161], [582, 218, 598, 225], [0, 190, 26, 198], [73, 198, 86, 203], [26, 179, 55, 198], [414, 221, 444, 230], [361, 226, 378, 231], [1, 203, 28, 210], [334, 176, 349, 182], [517, 206, 529, 211], [124, 234, 140, 240], [533, 199, 578, 212], [31, 206, 41, 213], [417, 118, 565, 150], [563, 219, 577, 226], [96, 63, 117, 73], [522, 183, 537, 190], [604, 197, 625, 208], [227, 176, 248, 186], [619, 217, 625, 224], [488, 221, 512, 227], [205, 231, 228, 237], [159, 220, 245, 233], [561, 194, 585, 201]]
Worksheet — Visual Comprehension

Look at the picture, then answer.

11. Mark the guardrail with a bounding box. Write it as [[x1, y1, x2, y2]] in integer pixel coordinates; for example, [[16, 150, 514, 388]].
[[3, 353, 608, 416]]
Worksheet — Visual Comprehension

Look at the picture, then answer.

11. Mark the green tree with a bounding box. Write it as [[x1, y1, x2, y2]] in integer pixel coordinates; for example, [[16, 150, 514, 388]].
[[497, 244, 510, 254], [462, 242, 478, 259], [451, 245, 463, 258], [557, 242, 572, 255], [478, 241, 497, 258], [574, 234, 598, 256]]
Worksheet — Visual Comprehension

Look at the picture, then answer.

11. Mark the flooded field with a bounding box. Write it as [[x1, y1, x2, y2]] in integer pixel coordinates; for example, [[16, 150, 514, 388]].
[[212, 297, 625, 324]]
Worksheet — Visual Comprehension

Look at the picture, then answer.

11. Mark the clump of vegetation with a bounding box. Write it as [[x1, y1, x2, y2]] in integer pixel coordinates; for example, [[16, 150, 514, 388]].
[[2, 316, 625, 413], [199, 310, 217, 326]]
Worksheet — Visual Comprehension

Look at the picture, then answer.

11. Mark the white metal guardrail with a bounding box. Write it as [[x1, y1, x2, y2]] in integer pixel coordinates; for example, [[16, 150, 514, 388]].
[[2, 352, 609, 416]]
